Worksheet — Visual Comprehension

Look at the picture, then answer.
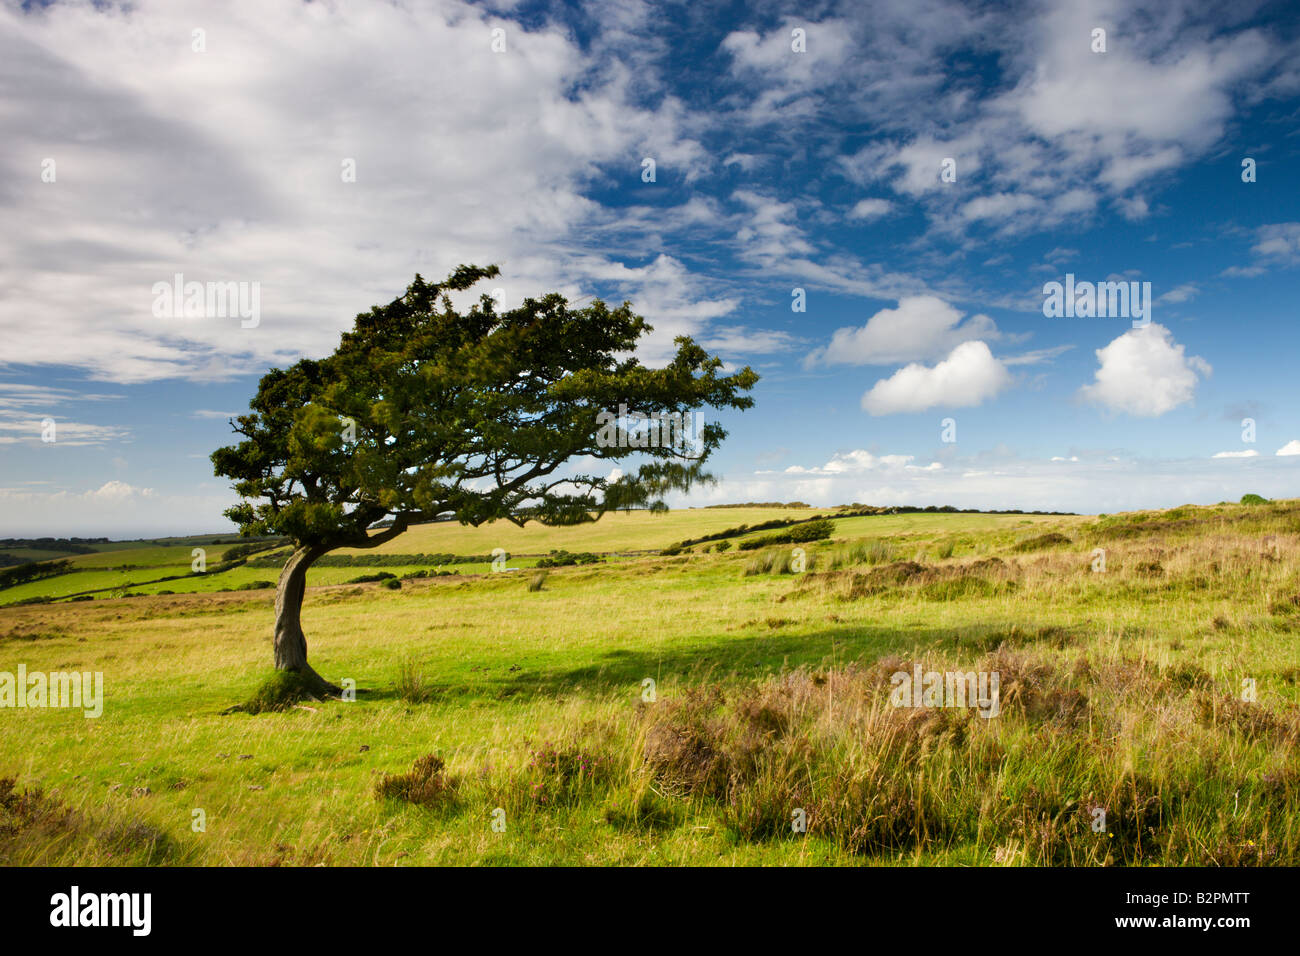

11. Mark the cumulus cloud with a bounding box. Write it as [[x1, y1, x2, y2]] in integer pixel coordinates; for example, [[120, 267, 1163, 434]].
[[1078, 324, 1210, 417], [1212, 450, 1259, 458], [1277, 440, 1300, 456], [0, 0, 719, 384], [861, 340, 1011, 416], [806, 296, 999, 367]]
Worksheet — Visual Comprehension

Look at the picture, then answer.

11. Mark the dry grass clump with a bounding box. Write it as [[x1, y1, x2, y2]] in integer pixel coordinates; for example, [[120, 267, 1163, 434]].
[[374, 754, 460, 808]]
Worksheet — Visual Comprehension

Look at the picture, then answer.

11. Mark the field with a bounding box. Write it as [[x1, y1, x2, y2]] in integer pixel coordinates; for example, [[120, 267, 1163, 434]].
[[2, 501, 1298, 866]]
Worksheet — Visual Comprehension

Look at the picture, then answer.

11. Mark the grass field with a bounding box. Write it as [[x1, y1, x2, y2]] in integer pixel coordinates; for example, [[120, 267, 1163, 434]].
[[2, 501, 1298, 866]]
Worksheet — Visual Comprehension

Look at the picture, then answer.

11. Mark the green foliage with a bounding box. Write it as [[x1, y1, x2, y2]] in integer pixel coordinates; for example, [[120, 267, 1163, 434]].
[[534, 550, 603, 568], [212, 264, 758, 551], [1241, 493, 1268, 505], [786, 519, 835, 543], [0, 560, 73, 592]]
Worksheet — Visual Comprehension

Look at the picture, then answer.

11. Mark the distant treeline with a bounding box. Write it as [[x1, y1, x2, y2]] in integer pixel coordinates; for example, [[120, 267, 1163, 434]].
[[246, 552, 497, 569], [0, 537, 109, 550], [661, 504, 1075, 554], [0, 559, 75, 590], [703, 502, 812, 509], [665, 516, 822, 553], [0, 538, 103, 567], [833, 504, 1075, 516]]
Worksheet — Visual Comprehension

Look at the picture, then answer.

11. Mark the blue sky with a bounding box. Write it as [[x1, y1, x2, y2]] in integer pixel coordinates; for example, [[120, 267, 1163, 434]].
[[2, 0, 1299, 536]]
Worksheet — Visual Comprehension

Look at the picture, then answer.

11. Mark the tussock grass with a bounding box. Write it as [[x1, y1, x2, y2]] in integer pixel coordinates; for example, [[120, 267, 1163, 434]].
[[375, 755, 459, 808]]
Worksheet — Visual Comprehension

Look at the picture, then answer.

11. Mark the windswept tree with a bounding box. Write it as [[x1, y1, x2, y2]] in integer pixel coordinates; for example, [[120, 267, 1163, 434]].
[[213, 265, 757, 696]]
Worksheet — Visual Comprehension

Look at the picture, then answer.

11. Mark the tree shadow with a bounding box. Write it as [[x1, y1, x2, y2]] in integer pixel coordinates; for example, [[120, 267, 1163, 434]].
[[348, 616, 1077, 704]]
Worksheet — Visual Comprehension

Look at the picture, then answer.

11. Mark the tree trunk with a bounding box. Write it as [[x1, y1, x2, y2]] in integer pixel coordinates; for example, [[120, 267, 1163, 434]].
[[273, 544, 339, 696]]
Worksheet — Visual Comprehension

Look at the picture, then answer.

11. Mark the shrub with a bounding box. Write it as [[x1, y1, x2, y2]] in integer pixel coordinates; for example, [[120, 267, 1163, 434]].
[[524, 742, 613, 807], [348, 571, 396, 584], [786, 519, 835, 543], [374, 755, 458, 807], [534, 550, 603, 568], [1240, 493, 1268, 505], [1010, 532, 1073, 553], [740, 519, 834, 551]]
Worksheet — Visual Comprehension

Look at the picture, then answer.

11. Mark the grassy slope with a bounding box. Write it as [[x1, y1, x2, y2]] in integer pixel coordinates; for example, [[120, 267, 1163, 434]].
[[0, 501, 1297, 865]]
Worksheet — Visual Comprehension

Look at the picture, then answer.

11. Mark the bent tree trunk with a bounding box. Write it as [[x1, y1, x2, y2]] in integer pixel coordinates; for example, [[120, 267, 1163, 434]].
[[273, 544, 339, 696]]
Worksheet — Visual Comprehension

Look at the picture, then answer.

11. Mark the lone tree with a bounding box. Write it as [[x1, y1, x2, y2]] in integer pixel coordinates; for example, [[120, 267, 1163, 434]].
[[213, 265, 757, 696]]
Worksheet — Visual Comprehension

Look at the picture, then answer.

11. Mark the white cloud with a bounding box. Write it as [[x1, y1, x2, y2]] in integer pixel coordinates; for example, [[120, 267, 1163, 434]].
[[1212, 449, 1259, 458], [721, 18, 854, 107], [779, 449, 937, 476], [1277, 440, 1300, 457], [1158, 283, 1199, 305], [0, 383, 128, 445], [1252, 223, 1300, 265], [1078, 323, 1210, 417], [806, 296, 999, 367], [702, 326, 799, 355], [862, 340, 1011, 416], [86, 481, 154, 501], [0, 0, 716, 384], [191, 409, 241, 420], [847, 198, 895, 221]]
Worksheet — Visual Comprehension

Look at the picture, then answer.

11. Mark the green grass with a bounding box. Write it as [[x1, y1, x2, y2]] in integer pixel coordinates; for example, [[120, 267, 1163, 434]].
[[1, 501, 1298, 865]]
